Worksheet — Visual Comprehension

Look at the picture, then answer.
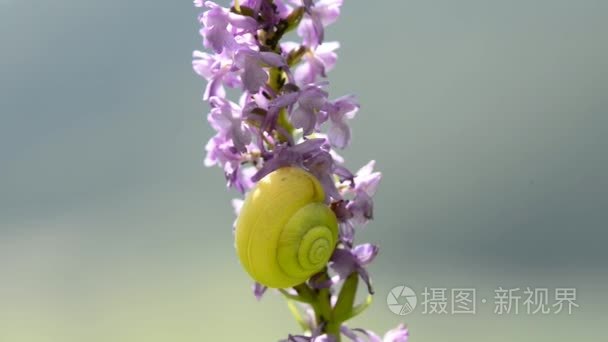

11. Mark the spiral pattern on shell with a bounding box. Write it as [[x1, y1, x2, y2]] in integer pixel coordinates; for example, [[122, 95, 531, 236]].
[[235, 167, 339, 288]]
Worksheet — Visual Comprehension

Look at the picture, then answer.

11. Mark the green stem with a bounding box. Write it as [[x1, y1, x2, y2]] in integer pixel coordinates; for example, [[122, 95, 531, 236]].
[[325, 322, 342, 341], [268, 67, 284, 91], [256, 5, 303, 145], [287, 272, 354, 342], [266, 67, 294, 143]]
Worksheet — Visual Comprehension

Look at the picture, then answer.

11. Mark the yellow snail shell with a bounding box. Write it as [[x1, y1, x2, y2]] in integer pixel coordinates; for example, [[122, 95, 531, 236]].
[[235, 166, 339, 288]]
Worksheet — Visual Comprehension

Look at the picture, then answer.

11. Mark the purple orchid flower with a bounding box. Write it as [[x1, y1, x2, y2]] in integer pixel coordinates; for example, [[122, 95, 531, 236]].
[[341, 324, 409, 342], [226, 163, 256, 193], [284, 334, 336, 342], [283, 321, 337, 342], [198, 2, 258, 54], [269, 83, 329, 135], [235, 49, 286, 93], [382, 324, 409, 342], [292, 85, 329, 134], [192, 50, 241, 100], [204, 134, 240, 168], [323, 95, 359, 149], [330, 243, 379, 294], [253, 282, 268, 301], [296, 0, 343, 47], [332, 160, 381, 244], [208, 96, 252, 152], [204, 132, 254, 193], [282, 41, 340, 86], [346, 160, 381, 226]]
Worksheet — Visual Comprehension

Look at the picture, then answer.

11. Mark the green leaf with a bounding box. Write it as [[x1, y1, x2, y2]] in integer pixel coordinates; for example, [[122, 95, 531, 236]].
[[280, 288, 313, 304], [285, 7, 305, 34], [345, 295, 373, 321], [287, 300, 310, 332], [333, 273, 359, 322], [287, 46, 309, 67]]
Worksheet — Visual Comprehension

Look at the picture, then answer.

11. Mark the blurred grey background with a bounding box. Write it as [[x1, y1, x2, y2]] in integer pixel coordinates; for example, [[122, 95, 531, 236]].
[[1, 0, 607, 341]]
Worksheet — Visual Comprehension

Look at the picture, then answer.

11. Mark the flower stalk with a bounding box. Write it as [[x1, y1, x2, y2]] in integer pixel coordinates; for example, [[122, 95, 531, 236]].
[[193, 0, 408, 340]]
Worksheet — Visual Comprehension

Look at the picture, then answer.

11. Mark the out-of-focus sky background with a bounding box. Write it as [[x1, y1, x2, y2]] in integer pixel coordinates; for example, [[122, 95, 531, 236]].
[[1, 0, 607, 341]]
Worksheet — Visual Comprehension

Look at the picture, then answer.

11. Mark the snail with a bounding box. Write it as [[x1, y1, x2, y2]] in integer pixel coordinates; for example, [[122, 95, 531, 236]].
[[235, 166, 339, 288]]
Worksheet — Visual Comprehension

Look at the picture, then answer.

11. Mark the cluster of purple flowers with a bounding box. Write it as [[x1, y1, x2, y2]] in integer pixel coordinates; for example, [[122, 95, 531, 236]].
[[194, 1, 407, 340]]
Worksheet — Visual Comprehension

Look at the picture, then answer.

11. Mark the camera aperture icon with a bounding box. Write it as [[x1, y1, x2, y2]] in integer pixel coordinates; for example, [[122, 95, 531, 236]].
[[387, 285, 417, 315]]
